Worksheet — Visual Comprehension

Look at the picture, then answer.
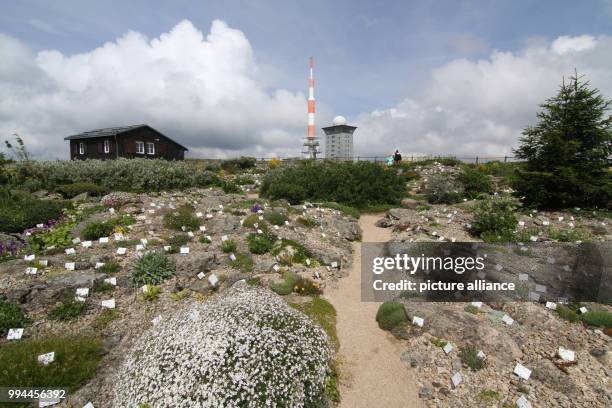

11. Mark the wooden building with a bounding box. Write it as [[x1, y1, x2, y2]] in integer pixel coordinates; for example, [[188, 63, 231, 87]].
[[64, 124, 188, 160]]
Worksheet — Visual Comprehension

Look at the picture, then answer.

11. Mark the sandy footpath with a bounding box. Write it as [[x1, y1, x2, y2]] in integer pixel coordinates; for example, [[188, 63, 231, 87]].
[[325, 214, 422, 408]]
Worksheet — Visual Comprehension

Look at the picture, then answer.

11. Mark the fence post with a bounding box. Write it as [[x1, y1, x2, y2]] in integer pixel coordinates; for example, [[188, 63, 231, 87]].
[[504, 156, 507, 163], [475, 156, 479, 165]]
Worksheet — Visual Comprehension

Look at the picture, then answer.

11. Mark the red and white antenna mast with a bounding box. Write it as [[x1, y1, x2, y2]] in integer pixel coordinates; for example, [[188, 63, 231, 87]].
[[303, 56, 319, 158]]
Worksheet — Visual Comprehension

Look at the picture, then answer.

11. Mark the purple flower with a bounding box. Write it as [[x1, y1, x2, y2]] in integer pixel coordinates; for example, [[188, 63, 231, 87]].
[[250, 204, 263, 213]]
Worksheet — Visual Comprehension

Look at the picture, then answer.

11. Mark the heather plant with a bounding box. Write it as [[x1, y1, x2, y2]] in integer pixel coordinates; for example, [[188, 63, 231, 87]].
[[82, 221, 115, 241], [260, 160, 405, 208], [263, 211, 287, 226], [426, 175, 464, 204], [163, 205, 199, 231], [247, 233, 274, 254], [48, 297, 87, 321], [220, 239, 237, 253], [55, 183, 108, 198], [456, 167, 493, 199], [131, 252, 175, 286], [470, 195, 519, 242], [17, 158, 220, 192], [0, 299, 31, 334]]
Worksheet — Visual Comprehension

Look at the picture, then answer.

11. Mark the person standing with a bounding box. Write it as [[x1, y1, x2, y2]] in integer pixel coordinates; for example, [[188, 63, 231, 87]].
[[393, 149, 402, 165]]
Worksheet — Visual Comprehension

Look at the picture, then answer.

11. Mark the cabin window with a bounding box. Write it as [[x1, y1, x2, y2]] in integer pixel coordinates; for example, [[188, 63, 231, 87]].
[[146, 142, 155, 155], [79, 142, 85, 155], [136, 141, 145, 154], [104, 140, 110, 153]]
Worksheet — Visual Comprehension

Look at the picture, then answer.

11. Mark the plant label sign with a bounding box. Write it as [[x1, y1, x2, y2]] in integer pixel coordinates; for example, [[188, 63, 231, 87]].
[[412, 316, 425, 327], [197, 272, 205, 280], [24, 254, 35, 261], [104, 277, 117, 286], [451, 372, 462, 388], [164, 245, 171, 251], [76, 288, 89, 297], [199, 226, 206, 232], [7, 328, 24, 340], [221, 235, 228, 242], [514, 363, 531, 380], [101, 299, 116, 309], [443, 343, 453, 355], [208, 273, 219, 287], [116, 247, 127, 255], [99, 237, 109, 244], [229, 253, 237, 261], [273, 264, 280, 272], [81, 241, 92, 248], [558, 347, 575, 362], [545, 302, 557, 310], [38, 352, 55, 366], [471, 301, 483, 308], [180, 247, 190, 255], [72, 238, 81, 244], [39, 260, 48, 267], [95, 262, 105, 269], [535, 284, 547, 293], [136, 244, 144, 251], [578, 306, 588, 314], [65, 262, 76, 271], [518, 273, 529, 281], [516, 395, 532, 408], [83, 402, 95, 408], [502, 314, 514, 325], [25, 267, 37, 275], [65, 248, 76, 255]]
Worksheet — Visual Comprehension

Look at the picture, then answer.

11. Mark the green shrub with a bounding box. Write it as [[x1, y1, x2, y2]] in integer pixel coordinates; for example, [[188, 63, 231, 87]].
[[0, 299, 30, 334], [198, 235, 212, 244], [0, 336, 102, 392], [229, 252, 253, 273], [290, 297, 338, 349], [140, 285, 162, 302], [457, 168, 493, 199], [16, 158, 220, 193], [430, 337, 448, 348], [264, 211, 287, 226], [220, 157, 257, 172], [471, 195, 519, 242], [131, 252, 175, 286], [242, 214, 260, 228], [99, 261, 120, 274], [82, 221, 115, 240], [221, 181, 242, 194], [163, 205, 199, 231], [93, 281, 114, 293], [247, 233, 274, 254], [293, 275, 322, 296], [322, 202, 360, 218], [477, 389, 501, 403], [270, 271, 296, 296], [0, 190, 64, 233], [167, 234, 190, 247], [548, 227, 590, 242], [426, 175, 464, 204], [464, 304, 481, 314], [92, 309, 118, 330], [460, 346, 485, 371], [234, 176, 255, 185], [48, 298, 87, 321], [375, 301, 407, 330], [556, 305, 580, 323], [56, 183, 107, 198], [581, 311, 612, 328], [296, 217, 317, 227], [221, 239, 237, 253], [260, 161, 405, 208], [272, 239, 313, 266]]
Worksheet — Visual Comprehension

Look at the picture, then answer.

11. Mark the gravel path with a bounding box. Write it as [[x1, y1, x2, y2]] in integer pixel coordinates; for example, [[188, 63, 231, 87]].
[[325, 214, 422, 408]]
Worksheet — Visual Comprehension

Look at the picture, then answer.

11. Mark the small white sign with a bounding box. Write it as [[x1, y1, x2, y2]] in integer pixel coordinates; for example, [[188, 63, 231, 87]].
[[39, 259, 48, 267], [578, 306, 588, 314], [164, 245, 171, 251], [495, 264, 503, 271], [25, 267, 38, 275], [95, 262, 105, 269], [196, 212, 203, 218], [65, 248, 76, 255], [519, 273, 529, 281], [206, 214, 213, 219], [558, 347, 575, 362], [197, 272, 205, 279], [141, 285, 150, 293], [101, 299, 115, 309], [305, 259, 311, 266], [208, 273, 219, 287], [273, 264, 280, 272], [514, 363, 531, 380], [99, 237, 109, 244], [114, 233, 125, 241], [199, 226, 206, 232], [72, 237, 81, 244], [65, 262, 75, 271], [221, 235, 228, 241], [284, 220, 290, 226], [81, 241, 92, 248], [7, 328, 24, 340], [36, 223, 44, 228], [187, 231, 194, 238], [516, 395, 532, 408], [477, 350, 486, 360], [471, 301, 483, 308], [76, 288, 89, 297], [75, 296, 86, 302], [229, 253, 237, 261], [412, 316, 424, 327], [443, 343, 453, 355], [104, 277, 117, 286], [135, 244, 144, 251], [451, 372, 462, 388], [109, 208, 115, 213], [502, 314, 514, 325], [518, 221, 525, 226], [180, 246, 190, 254], [82, 402, 95, 408], [542, 220, 550, 226], [256, 229, 263, 234], [258, 215, 264, 220], [38, 352, 55, 366], [24, 254, 35, 261], [140, 238, 148, 245], [535, 284, 547, 293], [545, 301, 557, 310], [116, 247, 127, 255]]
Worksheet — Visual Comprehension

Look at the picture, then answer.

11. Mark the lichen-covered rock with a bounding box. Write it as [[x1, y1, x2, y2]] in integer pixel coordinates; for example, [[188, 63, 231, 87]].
[[113, 284, 332, 408]]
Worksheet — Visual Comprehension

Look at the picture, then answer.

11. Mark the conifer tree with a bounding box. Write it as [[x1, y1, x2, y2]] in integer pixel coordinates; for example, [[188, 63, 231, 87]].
[[513, 72, 611, 209]]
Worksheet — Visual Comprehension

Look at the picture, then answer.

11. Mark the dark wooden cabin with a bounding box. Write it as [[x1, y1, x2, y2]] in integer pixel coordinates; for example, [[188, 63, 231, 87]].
[[64, 124, 188, 160]]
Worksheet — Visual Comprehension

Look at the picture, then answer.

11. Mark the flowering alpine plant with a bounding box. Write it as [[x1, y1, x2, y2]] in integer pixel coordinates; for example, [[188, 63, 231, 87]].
[[250, 203, 263, 213], [113, 284, 332, 408], [0, 239, 25, 258]]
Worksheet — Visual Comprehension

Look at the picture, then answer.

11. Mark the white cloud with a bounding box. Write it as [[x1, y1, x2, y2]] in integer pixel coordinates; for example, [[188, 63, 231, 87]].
[[0, 20, 312, 158], [355, 35, 612, 158]]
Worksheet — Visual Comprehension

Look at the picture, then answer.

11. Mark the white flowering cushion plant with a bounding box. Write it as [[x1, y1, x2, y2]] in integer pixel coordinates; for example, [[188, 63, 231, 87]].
[[113, 283, 332, 407]]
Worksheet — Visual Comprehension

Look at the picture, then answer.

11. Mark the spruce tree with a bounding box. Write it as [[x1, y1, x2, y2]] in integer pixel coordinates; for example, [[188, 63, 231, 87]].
[[513, 72, 611, 209]]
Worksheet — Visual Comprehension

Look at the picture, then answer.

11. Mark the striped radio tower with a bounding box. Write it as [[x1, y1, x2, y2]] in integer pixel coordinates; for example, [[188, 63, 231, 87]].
[[302, 56, 320, 158]]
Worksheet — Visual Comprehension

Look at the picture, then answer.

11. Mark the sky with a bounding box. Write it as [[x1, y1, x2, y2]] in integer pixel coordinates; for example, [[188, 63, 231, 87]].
[[1, 0, 612, 159]]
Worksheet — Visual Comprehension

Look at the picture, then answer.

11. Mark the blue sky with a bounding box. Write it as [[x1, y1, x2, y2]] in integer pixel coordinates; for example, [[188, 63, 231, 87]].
[[1, 0, 612, 158]]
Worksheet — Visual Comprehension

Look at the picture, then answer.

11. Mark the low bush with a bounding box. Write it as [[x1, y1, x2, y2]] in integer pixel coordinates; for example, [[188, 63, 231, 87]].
[[555, 305, 580, 323], [131, 252, 175, 286], [99, 261, 120, 274], [0, 336, 102, 393], [198, 235, 212, 244], [547, 227, 590, 242], [426, 175, 464, 204], [456, 168, 493, 199], [220, 157, 257, 172], [242, 214, 260, 228], [0, 190, 64, 233], [270, 271, 296, 295], [470, 195, 519, 242], [290, 297, 338, 349], [459, 346, 485, 371], [293, 275, 322, 296], [0, 299, 31, 334], [92, 309, 119, 330], [264, 211, 287, 226], [297, 217, 317, 227], [16, 158, 220, 192], [234, 176, 255, 185], [375, 301, 407, 330], [140, 285, 162, 302], [272, 239, 313, 266], [220, 239, 237, 253], [260, 160, 405, 208], [322, 202, 360, 218], [268, 158, 281, 169], [93, 281, 114, 293], [163, 205, 199, 231], [167, 234, 190, 247], [229, 252, 253, 273], [82, 221, 115, 240], [581, 311, 612, 328], [55, 183, 107, 198], [221, 181, 242, 194], [247, 233, 274, 255], [48, 298, 87, 321]]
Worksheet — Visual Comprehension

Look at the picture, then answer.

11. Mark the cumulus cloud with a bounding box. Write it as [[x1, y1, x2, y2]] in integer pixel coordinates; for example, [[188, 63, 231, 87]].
[[0, 20, 312, 158], [354, 35, 612, 158]]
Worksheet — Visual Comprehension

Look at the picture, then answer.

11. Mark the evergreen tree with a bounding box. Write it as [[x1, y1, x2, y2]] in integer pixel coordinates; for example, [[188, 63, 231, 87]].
[[513, 72, 611, 209]]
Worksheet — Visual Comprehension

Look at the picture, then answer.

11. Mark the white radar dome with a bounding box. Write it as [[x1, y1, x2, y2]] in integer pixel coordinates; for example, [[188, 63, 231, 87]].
[[332, 116, 347, 126]]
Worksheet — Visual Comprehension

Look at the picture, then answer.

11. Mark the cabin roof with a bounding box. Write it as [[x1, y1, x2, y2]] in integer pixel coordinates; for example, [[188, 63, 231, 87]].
[[64, 124, 188, 151]]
